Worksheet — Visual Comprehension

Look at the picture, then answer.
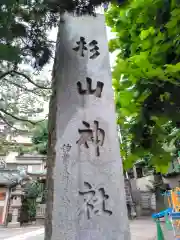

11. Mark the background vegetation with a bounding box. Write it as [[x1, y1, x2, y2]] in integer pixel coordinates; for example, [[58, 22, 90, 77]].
[[106, 0, 180, 173]]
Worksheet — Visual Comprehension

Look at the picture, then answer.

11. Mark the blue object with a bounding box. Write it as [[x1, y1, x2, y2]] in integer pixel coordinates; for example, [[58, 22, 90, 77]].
[[161, 191, 180, 196], [152, 208, 173, 219], [103, 2, 109, 11], [171, 212, 180, 220]]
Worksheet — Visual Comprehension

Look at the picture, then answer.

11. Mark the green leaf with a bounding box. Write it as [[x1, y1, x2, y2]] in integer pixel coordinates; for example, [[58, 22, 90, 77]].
[[106, 0, 180, 173], [10, 23, 27, 37], [0, 43, 20, 62], [140, 27, 155, 40], [119, 90, 133, 106], [123, 154, 139, 170]]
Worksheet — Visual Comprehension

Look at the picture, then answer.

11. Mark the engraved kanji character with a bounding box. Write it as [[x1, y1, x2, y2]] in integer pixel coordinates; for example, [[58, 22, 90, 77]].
[[61, 144, 72, 158], [73, 37, 87, 57], [78, 182, 112, 219], [77, 77, 104, 98], [89, 40, 100, 59], [76, 121, 105, 156], [76, 121, 93, 149]]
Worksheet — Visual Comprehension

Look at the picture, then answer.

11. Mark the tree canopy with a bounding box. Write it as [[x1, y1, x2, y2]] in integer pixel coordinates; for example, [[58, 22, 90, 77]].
[[31, 120, 48, 155], [0, 0, 124, 134], [0, 0, 58, 68], [3, 0, 179, 174], [0, 0, 56, 143], [0, 0, 127, 154], [106, 0, 180, 173]]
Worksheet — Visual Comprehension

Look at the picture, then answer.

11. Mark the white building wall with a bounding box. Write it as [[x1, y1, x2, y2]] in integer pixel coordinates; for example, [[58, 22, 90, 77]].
[[163, 175, 180, 189], [135, 175, 154, 191], [130, 175, 156, 212], [5, 152, 18, 163], [11, 135, 32, 144]]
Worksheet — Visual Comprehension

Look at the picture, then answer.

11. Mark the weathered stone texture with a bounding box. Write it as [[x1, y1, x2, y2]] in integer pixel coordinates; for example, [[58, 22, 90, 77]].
[[47, 13, 130, 240]]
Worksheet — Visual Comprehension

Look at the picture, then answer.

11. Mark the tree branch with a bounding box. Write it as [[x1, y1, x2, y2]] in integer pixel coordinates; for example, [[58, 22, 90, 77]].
[[13, 70, 51, 89], [0, 113, 27, 133], [3, 78, 45, 96], [0, 70, 51, 90], [0, 108, 48, 126], [0, 108, 36, 125], [47, 40, 56, 44]]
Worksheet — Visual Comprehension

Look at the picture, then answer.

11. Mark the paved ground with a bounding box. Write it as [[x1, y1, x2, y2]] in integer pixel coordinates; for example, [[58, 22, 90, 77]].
[[130, 218, 175, 240], [130, 218, 156, 240], [0, 226, 44, 240], [0, 218, 175, 240]]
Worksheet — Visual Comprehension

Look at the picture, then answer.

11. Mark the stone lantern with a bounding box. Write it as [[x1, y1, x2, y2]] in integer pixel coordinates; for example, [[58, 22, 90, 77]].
[[8, 184, 24, 228]]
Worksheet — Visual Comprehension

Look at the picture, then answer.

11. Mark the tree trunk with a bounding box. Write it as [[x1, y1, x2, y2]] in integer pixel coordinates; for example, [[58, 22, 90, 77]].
[[44, 29, 59, 240]]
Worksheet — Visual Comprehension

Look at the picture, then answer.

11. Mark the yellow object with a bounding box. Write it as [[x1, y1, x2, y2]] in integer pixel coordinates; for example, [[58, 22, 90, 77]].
[[171, 188, 180, 211], [166, 187, 180, 238]]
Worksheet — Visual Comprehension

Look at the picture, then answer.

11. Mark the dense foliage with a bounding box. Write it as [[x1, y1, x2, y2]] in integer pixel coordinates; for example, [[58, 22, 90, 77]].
[[31, 120, 48, 155], [106, 0, 180, 172], [24, 180, 43, 198], [0, 0, 56, 138], [44, 0, 127, 14], [0, 0, 59, 68], [22, 180, 44, 220], [0, 0, 125, 148]]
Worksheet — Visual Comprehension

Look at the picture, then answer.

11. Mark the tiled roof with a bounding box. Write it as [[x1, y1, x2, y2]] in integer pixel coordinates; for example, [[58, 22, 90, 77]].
[[0, 169, 29, 186]]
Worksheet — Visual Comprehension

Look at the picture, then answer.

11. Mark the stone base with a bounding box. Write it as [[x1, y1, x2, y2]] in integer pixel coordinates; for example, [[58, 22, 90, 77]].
[[7, 222, 20, 228], [135, 205, 142, 217], [36, 218, 44, 225]]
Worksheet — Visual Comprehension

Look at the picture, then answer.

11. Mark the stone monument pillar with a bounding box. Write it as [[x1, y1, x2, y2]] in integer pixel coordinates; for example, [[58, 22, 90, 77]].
[[8, 185, 23, 228], [45, 13, 130, 240]]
